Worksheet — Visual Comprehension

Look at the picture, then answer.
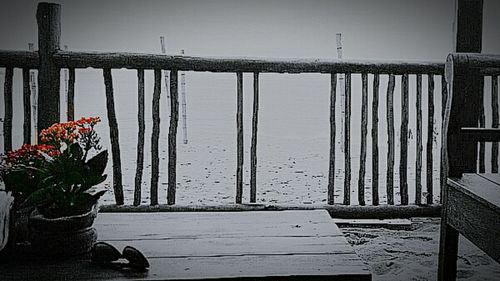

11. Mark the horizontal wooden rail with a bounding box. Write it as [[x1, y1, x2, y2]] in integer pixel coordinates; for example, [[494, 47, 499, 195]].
[[447, 53, 500, 76], [99, 204, 442, 219], [51, 51, 445, 74], [0, 50, 39, 68]]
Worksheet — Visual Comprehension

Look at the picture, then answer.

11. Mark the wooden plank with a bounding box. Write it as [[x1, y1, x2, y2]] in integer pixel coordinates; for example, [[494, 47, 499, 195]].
[[103, 68, 124, 205], [426, 75, 435, 204], [440, 75, 448, 203], [416, 74, 423, 205], [1, 254, 370, 281], [250, 72, 259, 203], [168, 70, 179, 205], [36, 3, 61, 133], [3, 67, 13, 152], [103, 236, 354, 258], [400, 74, 409, 205], [236, 72, 244, 204], [0, 50, 39, 68], [67, 68, 75, 121], [446, 185, 500, 263], [150, 69, 161, 205], [134, 69, 145, 206], [372, 74, 380, 205], [344, 73, 351, 205], [386, 74, 396, 205], [358, 73, 368, 206], [492, 76, 499, 173], [328, 73, 337, 205], [448, 174, 500, 212], [22, 68, 31, 144], [53, 50, 444, 75]]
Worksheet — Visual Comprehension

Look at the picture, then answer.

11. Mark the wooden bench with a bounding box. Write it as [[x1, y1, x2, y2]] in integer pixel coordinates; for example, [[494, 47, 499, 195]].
[[439, 53, 500, 280]]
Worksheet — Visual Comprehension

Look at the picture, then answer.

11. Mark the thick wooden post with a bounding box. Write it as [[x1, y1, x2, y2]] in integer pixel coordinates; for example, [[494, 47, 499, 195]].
[[36, 2, 61, 133], [439, 1, 483, 280]]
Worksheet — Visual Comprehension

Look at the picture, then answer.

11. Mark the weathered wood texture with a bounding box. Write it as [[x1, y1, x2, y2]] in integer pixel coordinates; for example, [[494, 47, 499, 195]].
[[250, 72, 259, 203], [416, 74, 423, 205], [372, 74, 380, 205], [98, 204, 442, 219], [67, 68, 75, 121], [103, 69, 124, 205], [3, 67, 13, 152], [427, 75, 435, 204], [22, 68, 31, 144], [328, 73, 337, 205], [479, 87, 486, 173], [492, 76, 499, 173], [400, 74, 409, 205], [150, 69, 161, 205], [1, 211, 371, 280], [344, 73, 351, 205], [358, 73, 368, 205], [440, 75, 448, 203], [36, 3, 61, 133], [53, 51, 444, 74], [134, 69, 145, 206], [386, 74, 396, 205], [168, 70, 179, 205], [236, 72, 244, 204], [0, 51, 39, 68]]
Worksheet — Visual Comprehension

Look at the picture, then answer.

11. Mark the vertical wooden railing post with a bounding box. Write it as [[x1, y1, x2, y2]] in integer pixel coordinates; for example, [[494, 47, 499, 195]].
[[478, 88, 486, 173], [168, 70, 179, 205], [372, 74, 380, 205], [427, 75, 435, 204], [134, 69, 145, 206], [67, 68, 75, 121], [3, 67, 13, 152], [386, 74, 395, 205], [36, 2, 61, 133], [492, 76, 499, 173], [343, 73, 351, 205], [103, 68, 124, 205], [416, 74, 423, 205], [400, 74, 409, 205], [440, 75, 448, 203], [250, 72, 259, 203], [328, 73, 337, 205], [358, 73, 368, 206], [236, 72, 244, 204], [151, 69, 162, 205]]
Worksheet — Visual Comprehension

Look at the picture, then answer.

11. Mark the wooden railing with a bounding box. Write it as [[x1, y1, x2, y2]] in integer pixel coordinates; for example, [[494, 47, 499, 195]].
[[7, 3, 499, 217]]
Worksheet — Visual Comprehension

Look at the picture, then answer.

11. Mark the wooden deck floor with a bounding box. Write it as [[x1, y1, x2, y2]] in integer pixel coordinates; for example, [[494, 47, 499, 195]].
[[1, 210, 371, 280]]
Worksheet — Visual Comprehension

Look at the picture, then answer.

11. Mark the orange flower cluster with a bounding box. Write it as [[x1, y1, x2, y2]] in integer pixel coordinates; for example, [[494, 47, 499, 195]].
[[39, 117, 101, 147], [5, 144, 59, 165]]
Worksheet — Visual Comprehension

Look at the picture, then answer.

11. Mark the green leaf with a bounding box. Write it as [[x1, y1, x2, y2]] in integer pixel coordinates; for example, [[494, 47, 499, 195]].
[[86, 150, 108, 175]]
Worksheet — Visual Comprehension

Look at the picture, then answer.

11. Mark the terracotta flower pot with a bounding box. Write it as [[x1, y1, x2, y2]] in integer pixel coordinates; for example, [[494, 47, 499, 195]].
[[29, 205, 98, 257]]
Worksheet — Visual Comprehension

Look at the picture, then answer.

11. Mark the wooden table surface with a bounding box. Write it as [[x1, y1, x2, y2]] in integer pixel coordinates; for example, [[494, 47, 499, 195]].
[[1, 210, 371, 280]]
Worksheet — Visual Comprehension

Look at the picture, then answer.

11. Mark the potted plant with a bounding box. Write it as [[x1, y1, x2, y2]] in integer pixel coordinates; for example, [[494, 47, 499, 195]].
[[0, 117, 108, 257]]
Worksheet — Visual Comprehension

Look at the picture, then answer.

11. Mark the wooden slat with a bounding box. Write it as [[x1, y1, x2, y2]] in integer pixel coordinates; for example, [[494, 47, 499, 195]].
[[150, 69, 161, 205], [492, 76, 499, 173], [3, 67, 13, 152], [416, 74, 423, 205], [328, 73, 337, 205], [168, 70, 179, 205], [479, 83, 486, 173], [386, 74, 396, 205], [53, 50, 444, 75], [134, 69, 145, 206], [236, 72, 243, 204], [427, 74, 435, 204], [358, 73, 368, 206], [103, 68, 124, 205], [343, 73, 351, 205], [250, 72, 259, 203], [372, 74, 380, 205], [400, 74, 409, 205], [22, 68, 31, 144], [440, 75, 448, 203], [67, 68, 75, 121]]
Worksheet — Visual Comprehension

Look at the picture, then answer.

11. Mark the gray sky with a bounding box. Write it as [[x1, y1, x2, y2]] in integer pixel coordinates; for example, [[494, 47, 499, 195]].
[[1, 0, 499, 61]]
